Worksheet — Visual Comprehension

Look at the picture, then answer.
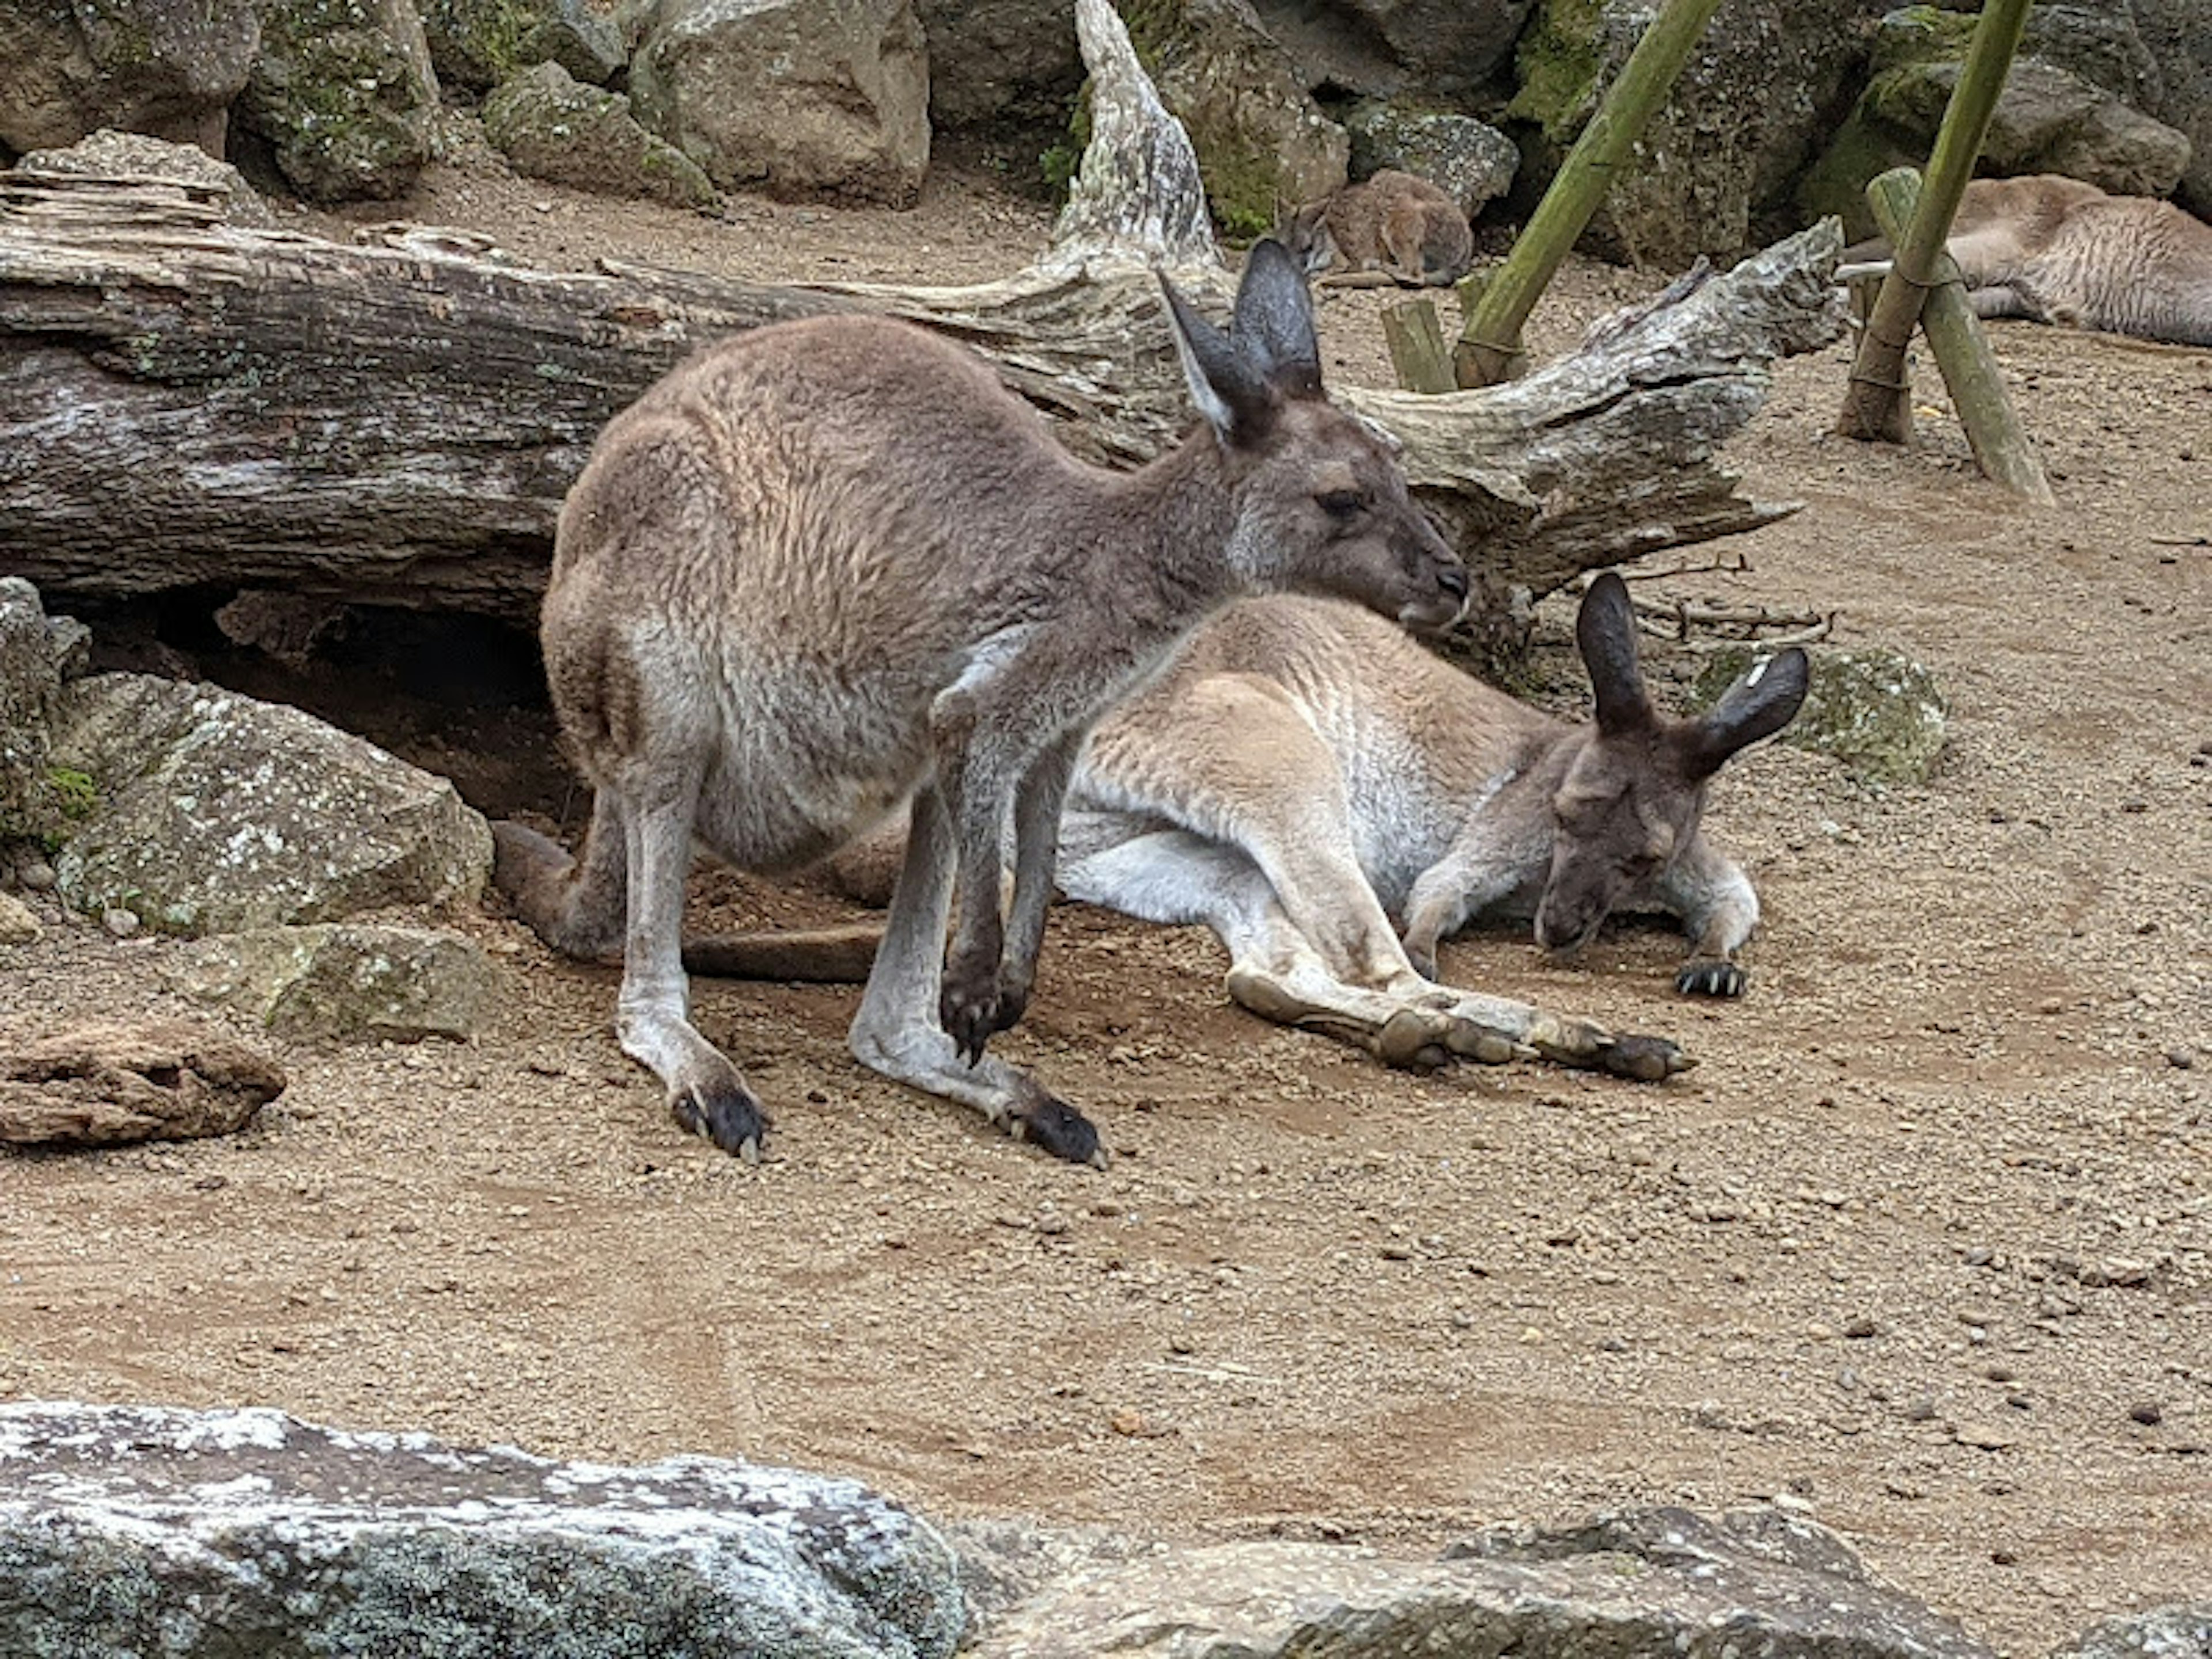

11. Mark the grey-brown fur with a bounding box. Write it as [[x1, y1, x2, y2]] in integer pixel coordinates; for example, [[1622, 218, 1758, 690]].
[[493, 239, 1467, 1165], [1043, 571, 1808, 1074], [1282, 169, 1475, 288], [1842, 175, 2212, 347]]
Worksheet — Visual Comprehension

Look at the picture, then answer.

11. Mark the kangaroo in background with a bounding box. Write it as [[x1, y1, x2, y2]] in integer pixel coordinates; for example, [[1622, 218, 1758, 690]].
[[718, 572, 1803, 1081], [1282, 169, 1476, 288], [1840, 174, 2212, 347], [492, 240, 1469, 1167]]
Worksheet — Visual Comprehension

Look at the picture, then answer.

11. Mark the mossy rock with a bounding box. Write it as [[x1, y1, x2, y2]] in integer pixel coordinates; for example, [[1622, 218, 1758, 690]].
[[1696, 643, 1946, 787], [484, 59, 715, 207], [237, 0, 442, 203]]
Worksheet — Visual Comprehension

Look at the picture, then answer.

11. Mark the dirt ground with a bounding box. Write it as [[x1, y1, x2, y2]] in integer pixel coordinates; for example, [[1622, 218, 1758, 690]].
[[3, 128, 2210, 1655]]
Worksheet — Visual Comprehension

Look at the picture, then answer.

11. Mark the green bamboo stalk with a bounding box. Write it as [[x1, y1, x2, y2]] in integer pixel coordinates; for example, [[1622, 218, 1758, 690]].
[[1836, 0, 2033, 442], [1865, 169, 2052, 502], [1453, 0, 1727, 388]]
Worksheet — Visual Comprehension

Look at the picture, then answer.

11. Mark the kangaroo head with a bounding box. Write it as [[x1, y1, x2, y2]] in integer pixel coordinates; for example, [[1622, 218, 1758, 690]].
[[1533, 572, 1809, 953], [1161, 238, 1469, 630]]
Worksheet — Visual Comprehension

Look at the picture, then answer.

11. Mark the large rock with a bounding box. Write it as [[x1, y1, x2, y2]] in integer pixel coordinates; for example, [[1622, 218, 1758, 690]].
[[1249, 0, 1536, 105], [14, 126, 275, 225], [628, 0, 930, 206], [1698, 643, 1946, 788], [168, 923, 500, 1042], [234, 0, 441, 201], [2108, 0, 2212, 217], [963, 1506, 1995, 1658], [1509, 0, 1895, 264], [0, 1402, 966, 1657], [1799, 6, 2192, 237], [0, 579, 90, 849], [919, 0, 1081, 135], [48, 673, 493, 936], [484, 58, 716, 207], [2051, 1604, 2212, 1659], [0, 0, 259, 157], [0, 1020, 285, 1146], [419, 0, 623, 90], [1344, 100, 1519, 216], [1115, 0, 1349, 239]]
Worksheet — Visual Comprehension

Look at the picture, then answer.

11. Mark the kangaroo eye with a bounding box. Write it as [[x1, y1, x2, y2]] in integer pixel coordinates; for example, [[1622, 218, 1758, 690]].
[[1317, 489, 1366, 518]]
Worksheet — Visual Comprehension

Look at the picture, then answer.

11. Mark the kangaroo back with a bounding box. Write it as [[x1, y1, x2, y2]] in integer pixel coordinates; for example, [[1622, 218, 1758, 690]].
[[1282, 170, 1474, 287]]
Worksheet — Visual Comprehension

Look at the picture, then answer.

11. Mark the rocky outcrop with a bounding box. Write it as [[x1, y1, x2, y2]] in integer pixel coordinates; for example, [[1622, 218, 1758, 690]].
[[0, 1402, 966, 1657], [421, 0, 623, 90], [0, 579, 89, 850], [919, 0, 1082, 135], [484, 59, 717, 207], [1799, 5, 2192, 237], [958, 1506, 1997, 1659], [1698, 643, 1946, 787], [48, 673, 493, 936], [1343, 100, 1518, 215], [1509, 0, 1893, 266], [234, 0, 442, 201], [2131, 0, 2212, 217], [14, 126, 274, 225], [0, 0, 259, 158], [168, 923, 500, 1042], [1115, 0, 1348, 238], [2050, 1603, 2212, 1659], [1250, 0, 1536, 105], [0, 1021, 285, 1146], [628, 0, 930, 206]]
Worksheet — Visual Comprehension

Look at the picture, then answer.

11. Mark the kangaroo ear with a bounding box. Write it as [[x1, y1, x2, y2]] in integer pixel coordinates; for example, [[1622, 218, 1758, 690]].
[[1232, 237, 1324, 397], [1160, 272, 1274, 444], [1577, 571, 1654, 735], [1687, 646, 1810, 777]]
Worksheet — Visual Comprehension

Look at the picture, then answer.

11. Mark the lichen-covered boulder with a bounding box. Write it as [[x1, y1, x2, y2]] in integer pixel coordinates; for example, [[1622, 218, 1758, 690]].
[[1114, 0, 1347, 239], [1249, 0, 1536, 105], [15, 126, 275, 224], [236, 0, 441, 201], [2132, 0, 2212, 218], [48, 673, 493, 935], [1509, 0, 1894, 265], [918, 0, 1081, 135], [2051, 1604, 2212, 1659], [0, 0, 259, 157], [168, 923, 500, 1042], [1697, 643, 1945, 787], [0, 579, 91, 851], [420, 0, 623, 91], [484, 58, 716, 206], [964, 1505, 1995, 1658], [629, 0, 930, 206], [1799, 5, 2192, 238], [0, 1402, 967, 1657], [1344, 100, 1518, 215]]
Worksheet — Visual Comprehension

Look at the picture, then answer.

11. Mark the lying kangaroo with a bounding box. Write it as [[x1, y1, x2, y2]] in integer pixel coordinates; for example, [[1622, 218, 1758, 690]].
[[1282, 169, 1475, 288], [724, 572, 1801, 1080], [492, 240, 1469, 1166], [1840, 174, 2212, 347]]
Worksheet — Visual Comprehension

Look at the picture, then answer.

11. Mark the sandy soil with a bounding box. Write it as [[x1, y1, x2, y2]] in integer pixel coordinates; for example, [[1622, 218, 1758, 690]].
[[3, 130, 2210, 1655]]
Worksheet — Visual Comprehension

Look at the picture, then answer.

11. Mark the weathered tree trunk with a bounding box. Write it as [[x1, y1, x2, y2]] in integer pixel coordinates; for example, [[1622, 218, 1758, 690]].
[[0, 0, 1842, 653]]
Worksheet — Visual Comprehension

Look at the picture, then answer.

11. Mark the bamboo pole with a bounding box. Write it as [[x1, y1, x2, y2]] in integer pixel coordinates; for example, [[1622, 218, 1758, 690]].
[[1835, 0, 2032, 442], [1453, 0, 1726, 387], [1381, 297, 1456, 393], [1864, 168, 2053, 503]]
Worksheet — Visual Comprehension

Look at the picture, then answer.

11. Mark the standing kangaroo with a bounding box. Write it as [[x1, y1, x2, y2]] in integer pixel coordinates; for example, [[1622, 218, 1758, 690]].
[[1282, 169, 1476, 288], [1840, 174, 2212, 347], [492, 240, 1469, 1166], [1047, 572, 1808, 1071]]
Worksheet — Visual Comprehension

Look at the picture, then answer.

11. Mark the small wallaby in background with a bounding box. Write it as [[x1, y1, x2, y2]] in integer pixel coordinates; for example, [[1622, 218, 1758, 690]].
[[1840, 173, 2212, 347], [1282, 169, 1475, 288], [493, 239, 1468, 1166], [717, 572, 1804, 1080]]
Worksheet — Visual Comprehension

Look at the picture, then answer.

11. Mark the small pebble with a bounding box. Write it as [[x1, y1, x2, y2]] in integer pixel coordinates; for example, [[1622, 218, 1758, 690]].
[[2128, 1401, 2163, 1427], [1844, 1315, 1880, 1339], [16, 858, 56, 891], [101, 906, 141, 939], [2169, 1048, 2198, 1071]]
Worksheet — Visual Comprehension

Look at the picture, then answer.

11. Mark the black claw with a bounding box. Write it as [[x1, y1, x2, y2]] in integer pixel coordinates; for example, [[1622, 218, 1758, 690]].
[[672, 1083, 771, 1158], [1598, 1033, 1690, 1082], [1676, 958, 1748, 998], [1009, 1082, 1103, 1166]]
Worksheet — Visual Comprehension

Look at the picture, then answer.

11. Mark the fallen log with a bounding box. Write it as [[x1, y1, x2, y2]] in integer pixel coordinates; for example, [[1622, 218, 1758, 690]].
[[0, 0, 1842, 654]]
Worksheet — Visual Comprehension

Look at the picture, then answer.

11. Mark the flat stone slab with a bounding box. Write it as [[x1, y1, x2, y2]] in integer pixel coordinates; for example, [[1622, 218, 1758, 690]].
[[0, 1402, 965, 1658]]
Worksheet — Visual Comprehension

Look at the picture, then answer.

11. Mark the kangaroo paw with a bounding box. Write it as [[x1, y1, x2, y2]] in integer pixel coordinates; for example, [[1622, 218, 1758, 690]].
[[1006, 1078, 1107, 1168], [1595, 1033, 1694, 1081], [1676, 957, 1748, 998], [670, 1078, 771, 1163]]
